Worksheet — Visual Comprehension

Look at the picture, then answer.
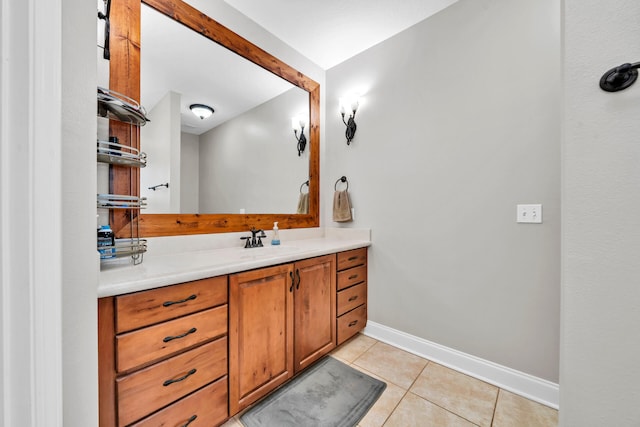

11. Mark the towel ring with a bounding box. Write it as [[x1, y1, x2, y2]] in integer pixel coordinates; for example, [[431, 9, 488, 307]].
[[300, 180, 309, 194], [334, 176, 348, 191]]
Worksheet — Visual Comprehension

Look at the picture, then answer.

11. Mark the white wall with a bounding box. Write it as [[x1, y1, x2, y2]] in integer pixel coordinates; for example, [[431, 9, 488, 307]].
[[199, 88, 309, 214], [1, 0, 96, 426], [326, 0, 561, 382], [62, 0, 99, 424], [141, 91, 182, 212], [181, 132, 200, 212], [561, 0, 640, 424]]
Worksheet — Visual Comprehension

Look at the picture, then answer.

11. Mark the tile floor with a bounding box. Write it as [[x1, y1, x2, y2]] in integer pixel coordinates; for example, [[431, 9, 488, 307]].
[[221, 334, 558, 427]]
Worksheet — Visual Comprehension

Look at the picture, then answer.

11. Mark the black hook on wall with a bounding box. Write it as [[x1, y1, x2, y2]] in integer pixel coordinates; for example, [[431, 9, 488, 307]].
[[148, 183, 169, 191], [600, 61, 640, 92], [97, 0, 112, 60], [334, 176, 349, 191]]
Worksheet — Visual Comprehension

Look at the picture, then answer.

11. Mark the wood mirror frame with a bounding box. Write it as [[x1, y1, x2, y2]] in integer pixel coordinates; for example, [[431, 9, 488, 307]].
[[109, 0, 320, 237]]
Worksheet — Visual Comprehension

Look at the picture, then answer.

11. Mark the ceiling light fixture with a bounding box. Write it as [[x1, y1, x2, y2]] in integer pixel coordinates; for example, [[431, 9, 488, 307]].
[[189, 103, 214, 119]]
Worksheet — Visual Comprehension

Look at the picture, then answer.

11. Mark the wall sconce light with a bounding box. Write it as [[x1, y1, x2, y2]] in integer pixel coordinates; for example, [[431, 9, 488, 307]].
[[189, 104, 214, 119], [339, 95, 360, 145], [292, 115, 307, 156]]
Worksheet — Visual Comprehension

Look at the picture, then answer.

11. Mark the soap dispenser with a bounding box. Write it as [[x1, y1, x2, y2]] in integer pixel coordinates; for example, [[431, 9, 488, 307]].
[[271, 221, 280, 245]]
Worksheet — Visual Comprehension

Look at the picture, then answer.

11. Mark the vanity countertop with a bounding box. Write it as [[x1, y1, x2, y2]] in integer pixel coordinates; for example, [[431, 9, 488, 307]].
[[98, 228, 370, 298]]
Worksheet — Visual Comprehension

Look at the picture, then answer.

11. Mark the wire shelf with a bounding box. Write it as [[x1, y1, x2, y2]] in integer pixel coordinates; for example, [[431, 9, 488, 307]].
[[99, 238, 147, 264], [97, 194, 147, 209], [97, 139, 147, 168], [97, 86, 149, 126]]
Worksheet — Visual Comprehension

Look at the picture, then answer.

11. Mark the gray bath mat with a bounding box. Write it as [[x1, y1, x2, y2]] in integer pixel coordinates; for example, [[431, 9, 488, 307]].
[[240, 356, 386, 427]]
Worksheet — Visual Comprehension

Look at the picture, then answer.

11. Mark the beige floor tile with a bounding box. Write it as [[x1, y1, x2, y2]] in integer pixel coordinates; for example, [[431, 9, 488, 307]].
[[349, 364, 407, 427], [410, 362, 498, 427], [220, 416, 243, 427], [492, 390, 558, 427], [384, 392, 477, 427], [331, 333, 378, 363], [353, 342, 428, 389]]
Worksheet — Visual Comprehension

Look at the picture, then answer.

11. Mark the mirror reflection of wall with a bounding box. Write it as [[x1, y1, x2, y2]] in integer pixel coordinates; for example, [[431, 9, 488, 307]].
[[139, 3, 310, 215]]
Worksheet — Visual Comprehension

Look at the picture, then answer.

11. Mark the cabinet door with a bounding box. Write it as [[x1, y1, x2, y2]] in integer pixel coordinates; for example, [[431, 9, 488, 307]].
[[229, 264, 294, 415], [293, 254, 336, 372]]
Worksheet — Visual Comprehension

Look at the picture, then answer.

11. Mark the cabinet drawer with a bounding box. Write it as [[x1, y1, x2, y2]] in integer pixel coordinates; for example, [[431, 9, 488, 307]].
[[337, 265, 367, 291], [337, 305, 367, 345], [337, 282, 367, 317], [116, 305, 227, 372], [117, 337, 228, 427], [337, 248, 367, 271], [130, 376, 228, 427], [116, 276, 227, 333]]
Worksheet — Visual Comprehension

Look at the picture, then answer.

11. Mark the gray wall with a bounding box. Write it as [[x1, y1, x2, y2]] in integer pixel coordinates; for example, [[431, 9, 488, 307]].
[[562, 0, 640, 424], [199, 88, 309, 214], [326, 0, 561, 382]]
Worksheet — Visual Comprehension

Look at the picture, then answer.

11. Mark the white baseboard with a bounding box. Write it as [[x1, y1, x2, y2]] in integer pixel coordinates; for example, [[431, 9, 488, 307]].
[[363, 321, 559, 409]]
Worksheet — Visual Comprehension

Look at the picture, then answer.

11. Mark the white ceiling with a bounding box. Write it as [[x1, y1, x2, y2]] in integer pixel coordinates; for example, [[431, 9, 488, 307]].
[[223, 0, 460, 69], [138, 0, 460, 135], [141, 4, 296, 135]]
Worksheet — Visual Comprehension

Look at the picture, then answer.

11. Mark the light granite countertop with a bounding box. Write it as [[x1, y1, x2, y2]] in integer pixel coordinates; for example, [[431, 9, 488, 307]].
[[98, 227, 370, 298]]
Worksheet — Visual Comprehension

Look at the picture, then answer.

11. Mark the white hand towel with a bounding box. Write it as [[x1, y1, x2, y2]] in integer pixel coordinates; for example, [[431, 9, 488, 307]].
[[333, 190, 352, 222], [297, 192, 309, 214]]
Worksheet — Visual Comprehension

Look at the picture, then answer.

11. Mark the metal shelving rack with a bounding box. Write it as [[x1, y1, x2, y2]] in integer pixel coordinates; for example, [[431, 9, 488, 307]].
[[97, 86, 149, 264]]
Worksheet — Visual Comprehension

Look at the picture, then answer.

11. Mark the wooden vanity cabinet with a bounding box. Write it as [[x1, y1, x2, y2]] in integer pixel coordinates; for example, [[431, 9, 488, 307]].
[[336, 248, 368, 345], [98, 276, 229, 427], [228, 254, 336, 415], [293, 255, 337, 372]]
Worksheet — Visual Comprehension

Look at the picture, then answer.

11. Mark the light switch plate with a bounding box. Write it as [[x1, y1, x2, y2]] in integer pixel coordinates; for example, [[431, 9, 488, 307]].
[[517, 204, 542, 223]]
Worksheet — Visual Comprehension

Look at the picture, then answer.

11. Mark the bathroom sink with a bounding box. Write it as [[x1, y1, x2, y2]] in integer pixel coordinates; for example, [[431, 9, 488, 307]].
[[237, 245, 299, 260]]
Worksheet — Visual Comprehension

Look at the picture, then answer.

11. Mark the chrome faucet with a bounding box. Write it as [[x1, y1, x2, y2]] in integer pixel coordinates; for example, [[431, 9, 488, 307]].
[[241, 227, 267, 248]]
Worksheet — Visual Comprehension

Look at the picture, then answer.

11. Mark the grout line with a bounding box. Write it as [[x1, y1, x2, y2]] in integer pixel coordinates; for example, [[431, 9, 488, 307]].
[[490, 389, 501, 427], [379, 389, 408, 426]]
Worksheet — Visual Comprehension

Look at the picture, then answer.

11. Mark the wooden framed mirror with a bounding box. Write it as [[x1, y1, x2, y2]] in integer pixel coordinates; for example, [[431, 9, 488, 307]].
[[109, 0, 320, 237]]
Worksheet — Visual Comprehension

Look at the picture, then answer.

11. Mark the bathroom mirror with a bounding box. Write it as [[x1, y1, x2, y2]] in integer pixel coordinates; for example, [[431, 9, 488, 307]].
[[139, 3, 310, 215], [108, 0, 319, 237]]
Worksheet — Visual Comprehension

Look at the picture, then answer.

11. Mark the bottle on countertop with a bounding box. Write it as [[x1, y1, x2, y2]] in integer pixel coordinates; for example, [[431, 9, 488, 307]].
[[271, 221, 280, 245], [97, 225, 115, 259]]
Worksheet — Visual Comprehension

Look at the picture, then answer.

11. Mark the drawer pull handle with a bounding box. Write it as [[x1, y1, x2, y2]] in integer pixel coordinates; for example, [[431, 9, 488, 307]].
[[348, 256, 359, 261], [348, 274, 358, 280], [289, 271, 294, 292], [182, 415, 197, 427], [348, 295, 358, 302], [295, 269, 301, 290], [348, 320, 359, 327], [163, 294, 197, 307], [163, 327, 197, 343], [163, 368, 196, 386]]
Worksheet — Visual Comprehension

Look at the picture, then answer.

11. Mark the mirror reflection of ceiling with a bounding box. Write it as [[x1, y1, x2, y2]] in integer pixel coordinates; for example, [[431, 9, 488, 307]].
[[141, 4, 296, 135], [222, 0, 461, 69]]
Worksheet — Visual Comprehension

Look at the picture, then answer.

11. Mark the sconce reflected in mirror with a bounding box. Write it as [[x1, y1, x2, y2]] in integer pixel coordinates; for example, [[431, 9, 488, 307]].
[[339, 95, 360, 145], [292, 115, 307, 156], [190, 103, 214, 120]]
